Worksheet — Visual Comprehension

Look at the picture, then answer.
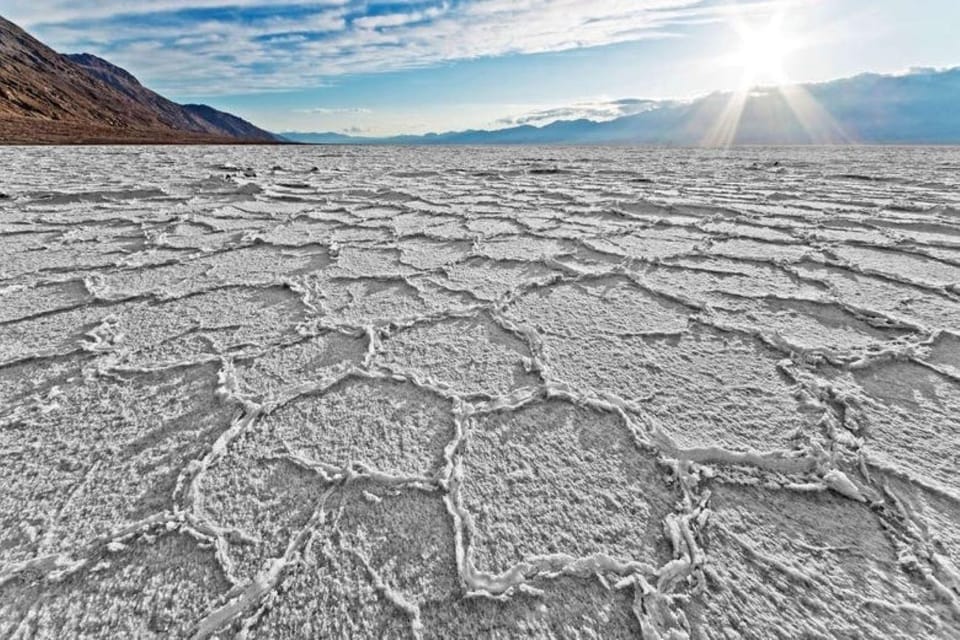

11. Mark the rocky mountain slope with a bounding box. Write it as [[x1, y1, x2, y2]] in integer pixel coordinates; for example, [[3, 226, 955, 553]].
[[0, 16, 279, 143]]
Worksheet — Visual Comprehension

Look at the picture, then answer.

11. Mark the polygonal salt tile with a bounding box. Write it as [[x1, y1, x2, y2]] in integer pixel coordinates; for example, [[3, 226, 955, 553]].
[[318, 276, 464, 326], [327, 246, 415, 278], [254, 218, 342, 246], [584, 227, 707, 260], [233, 331, 368, 399], [0, 531, 231, 639], [247, 537, 410, 639], [0, 351, 89, 420], [0, 230, 61, 258], [112, 285, 310, 367], [465, 217, 524, 237], [807, 223, 894, 246], [920, 245, 960, 264], [351, 205, 404, 220], [0, 243, 123, 281], [504, 275, 691, 338], [419, 575, 641, 639], [794, 260, 960, 333], [328, 225, 395, 245], [253, 479, 463, 638], [441, 257, 561, 302], [537, 322, 819, 453], [0, 299, 139, 364], [260, 376, 456, 478], [708, 237, 813, 263], [191, 208, 270, 231], [91, 260, 211, 299], [157, 220, 241, 251], [637, 255, 828, 304], [921, 330, 960, 378], [702, 220, 799, 244], [830, 244, 960, 289], [377, 313, 540, 397], [196, 440, 333, 582], [199, 243, 333, 284], [871, 219, 960, 247], [330, 481, 460, 602], [840, 359, 960, 496], [474, 235, 573, 262], [710, 296, 916, 353], [879, 471, 960, 574], [398, 237, 472, 270], [0, 279, 93, 323], [0, 362, 239, 563], [461, 399, 675, 574], [687, 483, 955, 639], [547, 242, 627, 275]]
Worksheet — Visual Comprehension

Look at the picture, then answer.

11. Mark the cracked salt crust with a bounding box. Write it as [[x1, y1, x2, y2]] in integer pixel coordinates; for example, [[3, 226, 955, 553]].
[[1, 145, 959, 638]]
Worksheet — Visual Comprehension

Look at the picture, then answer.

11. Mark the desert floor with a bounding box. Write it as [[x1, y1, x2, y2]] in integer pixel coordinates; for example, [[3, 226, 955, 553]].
[[1, 145, 959, 639]]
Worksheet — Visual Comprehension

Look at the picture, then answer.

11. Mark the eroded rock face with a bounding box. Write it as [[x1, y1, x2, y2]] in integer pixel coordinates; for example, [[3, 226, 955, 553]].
[[2, 145, 960, 639]]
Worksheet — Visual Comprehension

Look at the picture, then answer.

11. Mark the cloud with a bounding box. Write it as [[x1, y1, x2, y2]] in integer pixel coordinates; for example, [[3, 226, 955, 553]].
[[9, 0, 785, 95], [498, 98, 669, 126], [352, 6, 447, 31], [3, 0, 349, 26], [294, 107, 372, 114]]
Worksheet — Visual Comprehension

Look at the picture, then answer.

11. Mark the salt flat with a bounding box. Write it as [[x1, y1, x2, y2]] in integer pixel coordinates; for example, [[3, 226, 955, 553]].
[[1, 145, 959, 639]]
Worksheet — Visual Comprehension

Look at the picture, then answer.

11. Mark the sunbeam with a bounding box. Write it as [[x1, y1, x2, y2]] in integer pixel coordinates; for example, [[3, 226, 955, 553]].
[[778, 83, 853, 144], [704, 5, 850, 146]]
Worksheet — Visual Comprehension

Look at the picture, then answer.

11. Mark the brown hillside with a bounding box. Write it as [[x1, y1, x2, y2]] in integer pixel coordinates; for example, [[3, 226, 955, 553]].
[[0, 15, 278, 143]]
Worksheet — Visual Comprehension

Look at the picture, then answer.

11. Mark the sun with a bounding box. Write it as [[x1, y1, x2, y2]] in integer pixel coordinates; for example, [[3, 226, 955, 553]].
[[731, 15, 797, 86], [737, 26, 788, 80], [705, 8, 849, 147]]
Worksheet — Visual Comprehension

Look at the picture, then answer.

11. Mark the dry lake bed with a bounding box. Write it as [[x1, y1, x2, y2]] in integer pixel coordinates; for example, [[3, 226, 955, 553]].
[[1, 145, 960, 639]]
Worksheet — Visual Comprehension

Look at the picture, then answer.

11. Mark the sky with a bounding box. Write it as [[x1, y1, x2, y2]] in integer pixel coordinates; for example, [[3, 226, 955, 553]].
[[6, 0, 960, 136]]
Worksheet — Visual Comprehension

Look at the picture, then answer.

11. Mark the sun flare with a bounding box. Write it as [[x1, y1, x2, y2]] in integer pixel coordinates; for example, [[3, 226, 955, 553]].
[[735, 22, 791, 82], [703, 8, 849, 147]]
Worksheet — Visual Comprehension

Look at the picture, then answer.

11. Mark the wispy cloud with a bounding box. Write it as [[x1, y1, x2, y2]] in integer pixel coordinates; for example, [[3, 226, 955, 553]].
[[3, 0, 349, 26], [8, 0, 784, 96], [294, 107, 372, 114], [498, 98, 672, 127]]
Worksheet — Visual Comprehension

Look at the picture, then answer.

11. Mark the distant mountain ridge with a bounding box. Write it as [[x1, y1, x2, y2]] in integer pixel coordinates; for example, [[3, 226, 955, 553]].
[[283, 67, 960, 145], [0, 16, 280, 143]]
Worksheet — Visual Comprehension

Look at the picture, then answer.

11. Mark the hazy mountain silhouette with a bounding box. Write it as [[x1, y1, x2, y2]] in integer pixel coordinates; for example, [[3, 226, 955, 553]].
[[283, 67, 960, 145]]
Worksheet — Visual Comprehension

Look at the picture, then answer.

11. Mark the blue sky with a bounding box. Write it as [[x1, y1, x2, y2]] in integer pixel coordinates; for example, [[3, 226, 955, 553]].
[[6, 0, 960, 135]]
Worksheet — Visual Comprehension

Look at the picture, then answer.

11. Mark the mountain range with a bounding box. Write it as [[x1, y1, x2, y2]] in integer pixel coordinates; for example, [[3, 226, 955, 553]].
[[0, 16, 279, 143], [283, 67, 960, 146]]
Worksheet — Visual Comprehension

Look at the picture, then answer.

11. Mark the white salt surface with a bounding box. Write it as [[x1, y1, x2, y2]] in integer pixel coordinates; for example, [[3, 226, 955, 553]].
[[1, 145, 959, 638]]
